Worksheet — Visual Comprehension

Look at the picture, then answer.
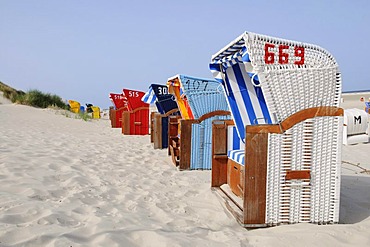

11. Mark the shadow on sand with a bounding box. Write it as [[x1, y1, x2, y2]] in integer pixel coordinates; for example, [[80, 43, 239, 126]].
[[339, 175, 370, 224]]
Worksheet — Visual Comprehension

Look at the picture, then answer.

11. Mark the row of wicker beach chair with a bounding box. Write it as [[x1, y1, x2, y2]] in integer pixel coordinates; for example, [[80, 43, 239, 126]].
[[108, 31, 348, 228]]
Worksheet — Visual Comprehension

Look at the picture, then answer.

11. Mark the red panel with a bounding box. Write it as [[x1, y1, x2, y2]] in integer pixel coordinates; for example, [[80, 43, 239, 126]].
[[125, 108, 149, 135], [109, 93, 130, 110], [118, 88, 150, 135], [128, 108, 149, 135], [122, 89, 149, 110]]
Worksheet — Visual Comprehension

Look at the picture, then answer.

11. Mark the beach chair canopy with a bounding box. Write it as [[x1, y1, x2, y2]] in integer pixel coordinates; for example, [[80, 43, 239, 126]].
[[151, 84, 179, 115], [141, 84, 178, 115], [123, 89, 148, 110], [109, 93, 130, 110], [210, 31, 341, 142], [68, 100, 81, 113], [178, 75, 230, 118]]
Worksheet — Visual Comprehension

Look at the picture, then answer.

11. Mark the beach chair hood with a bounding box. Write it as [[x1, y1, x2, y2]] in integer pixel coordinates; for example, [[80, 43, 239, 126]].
[[177, 75, 229, 119], [152, 84, 179, 115], [110, 93, 129, 110], [68, 100, 81, 113], [123, 89, 148, 110], [142, 84, 179, 115], [210, 31, 341, 142]]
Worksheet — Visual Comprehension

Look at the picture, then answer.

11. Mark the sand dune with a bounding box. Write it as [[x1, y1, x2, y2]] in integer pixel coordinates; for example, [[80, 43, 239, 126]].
[[0, 97, 369, 246]]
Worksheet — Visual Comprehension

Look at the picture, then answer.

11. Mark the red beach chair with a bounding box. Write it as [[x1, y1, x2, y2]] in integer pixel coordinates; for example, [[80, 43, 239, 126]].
[[109, 93, 130, 128], [122, 89, 150, 135]]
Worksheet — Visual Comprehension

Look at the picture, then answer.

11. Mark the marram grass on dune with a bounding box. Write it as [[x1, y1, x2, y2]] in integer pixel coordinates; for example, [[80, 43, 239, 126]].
[[0, 81, 67, 109], [1, 81, 99, 122]]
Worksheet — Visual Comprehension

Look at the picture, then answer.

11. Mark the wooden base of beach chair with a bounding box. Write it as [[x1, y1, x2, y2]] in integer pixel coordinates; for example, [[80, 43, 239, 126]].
[[110, 106, 129, 128], [168, 116, 180, 156], [150, 112, 155, 143], [178, 119, 197, 170], [168, 111, 231, 170], [152, 113, 163, 149], [169, 143, 180, 166], [167, 119, 194, 169], [122, 107, 149, 135], [212, 119, 234, 187], [227, 159, 244, 198], [179, 111, 231, 171], [212, 107, 344, 228], [109, 107, 115, 127], [152, 109, 180, 149]]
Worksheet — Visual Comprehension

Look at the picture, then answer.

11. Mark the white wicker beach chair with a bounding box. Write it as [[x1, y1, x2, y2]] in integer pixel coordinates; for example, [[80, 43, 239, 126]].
[[343, 108, 369, 145], [210, 32, 343, 227]]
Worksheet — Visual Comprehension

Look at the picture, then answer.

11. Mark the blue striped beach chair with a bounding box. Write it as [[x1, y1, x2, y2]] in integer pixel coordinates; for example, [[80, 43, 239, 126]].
[[142, 84, 180, 149], [210, 32, 343, 227], [167, 74, 231, 170]]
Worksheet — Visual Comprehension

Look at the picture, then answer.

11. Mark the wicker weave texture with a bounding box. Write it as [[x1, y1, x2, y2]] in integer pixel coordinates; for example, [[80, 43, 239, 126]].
[[266, 116, 342, 225], [244, 33, 341, 123]]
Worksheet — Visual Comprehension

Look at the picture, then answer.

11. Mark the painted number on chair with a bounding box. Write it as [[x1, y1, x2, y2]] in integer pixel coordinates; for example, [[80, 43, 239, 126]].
[[264, 43, 304, 65], [114, 94, 124, 100], [128, 91, 139, 97], [158, 87, 168, 95], [183, 79, 209, 91]]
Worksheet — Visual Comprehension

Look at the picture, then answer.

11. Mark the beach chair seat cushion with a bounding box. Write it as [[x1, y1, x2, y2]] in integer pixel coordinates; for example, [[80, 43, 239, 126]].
[[227, 149, 245, 166]]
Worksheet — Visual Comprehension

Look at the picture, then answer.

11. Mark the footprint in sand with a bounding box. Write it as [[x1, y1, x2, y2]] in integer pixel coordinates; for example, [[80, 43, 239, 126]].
[[37, 213, 81, 227]]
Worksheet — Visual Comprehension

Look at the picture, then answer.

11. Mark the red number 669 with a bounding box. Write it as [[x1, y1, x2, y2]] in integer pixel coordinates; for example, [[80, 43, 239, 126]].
[[264, 43, 304, 65]]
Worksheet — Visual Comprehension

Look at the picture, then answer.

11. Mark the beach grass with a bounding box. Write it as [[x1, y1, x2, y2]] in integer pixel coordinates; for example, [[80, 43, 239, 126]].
[[0, 81, 67, 109]]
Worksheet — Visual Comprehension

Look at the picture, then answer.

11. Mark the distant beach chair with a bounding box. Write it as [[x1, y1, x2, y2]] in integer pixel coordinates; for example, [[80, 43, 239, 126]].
[[167, 74, 231, 170], [210, 31, 343, 227], [91, 106, 101, 119], [85, 103, 101, 119], [109, 93, 131, 128], [365, 102, 370, 113], [142, 84, 180, 149], [68, 100, 81, 114], [343, 108, 369, 145], [122, 89, 150, 135]]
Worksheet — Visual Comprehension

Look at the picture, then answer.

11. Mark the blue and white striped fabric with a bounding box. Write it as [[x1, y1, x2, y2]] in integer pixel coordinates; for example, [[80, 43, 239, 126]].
[[210, 43, 272, 143], [227, 149, 245, 166], [227, 125, 244, 152], [141, 86, 157, 104]]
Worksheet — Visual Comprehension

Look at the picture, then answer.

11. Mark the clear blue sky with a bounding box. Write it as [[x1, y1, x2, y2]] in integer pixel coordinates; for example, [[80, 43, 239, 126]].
[[1, 0, 369, 109]]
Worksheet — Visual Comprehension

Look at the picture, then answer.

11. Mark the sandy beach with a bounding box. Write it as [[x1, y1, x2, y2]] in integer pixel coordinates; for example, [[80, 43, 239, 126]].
[[1, 94, 369, 247]]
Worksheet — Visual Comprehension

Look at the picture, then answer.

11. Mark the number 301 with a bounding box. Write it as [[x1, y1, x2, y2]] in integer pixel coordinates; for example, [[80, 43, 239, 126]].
[[264, 43, 304, 65]]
